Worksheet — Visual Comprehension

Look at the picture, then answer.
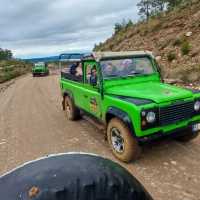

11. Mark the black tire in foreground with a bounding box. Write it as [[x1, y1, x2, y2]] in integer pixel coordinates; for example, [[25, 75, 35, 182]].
[[107, 118, 141, 163], [64, 96, 80, 120], [0, 153, 153, 200]]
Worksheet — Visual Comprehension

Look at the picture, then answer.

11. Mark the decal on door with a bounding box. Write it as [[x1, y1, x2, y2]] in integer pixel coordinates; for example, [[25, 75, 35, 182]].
[[90, 98, 98, 112]]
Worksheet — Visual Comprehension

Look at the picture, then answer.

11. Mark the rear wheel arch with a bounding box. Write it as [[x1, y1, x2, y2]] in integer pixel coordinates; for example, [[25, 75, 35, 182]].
[[63, 90, 73, 98], [63, 95, 80, 121], [62, 90, 74, 110]]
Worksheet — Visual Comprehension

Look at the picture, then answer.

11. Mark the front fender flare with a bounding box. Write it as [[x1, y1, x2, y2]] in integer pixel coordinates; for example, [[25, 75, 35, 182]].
[[106, 107, 136, 137]]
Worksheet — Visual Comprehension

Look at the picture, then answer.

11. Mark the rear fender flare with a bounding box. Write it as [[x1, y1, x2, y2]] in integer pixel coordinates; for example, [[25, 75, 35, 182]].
[[62, 90, 74, 110]]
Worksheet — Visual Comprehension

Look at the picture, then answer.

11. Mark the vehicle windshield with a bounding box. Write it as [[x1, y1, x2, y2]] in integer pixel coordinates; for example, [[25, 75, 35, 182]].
[[34, 62, 44, 67], [100, 56, 155, 79]]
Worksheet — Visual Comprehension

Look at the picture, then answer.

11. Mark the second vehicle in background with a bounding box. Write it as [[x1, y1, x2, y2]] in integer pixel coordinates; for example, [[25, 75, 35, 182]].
[[32, 62, 49, 77]]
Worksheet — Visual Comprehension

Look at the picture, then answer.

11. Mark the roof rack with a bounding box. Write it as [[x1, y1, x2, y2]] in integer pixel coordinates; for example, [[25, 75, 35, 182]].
[[92, 51, 154, 61], [59, 53, 84, 62]]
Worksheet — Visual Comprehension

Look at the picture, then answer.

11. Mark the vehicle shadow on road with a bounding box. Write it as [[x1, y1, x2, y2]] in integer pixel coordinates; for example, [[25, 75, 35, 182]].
[[137, 136, 200, 165]]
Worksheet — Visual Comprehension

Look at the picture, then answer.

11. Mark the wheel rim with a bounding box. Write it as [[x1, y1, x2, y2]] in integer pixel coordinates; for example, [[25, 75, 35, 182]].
[[111, 128, 125, 153], [65, 100, 71, 118]]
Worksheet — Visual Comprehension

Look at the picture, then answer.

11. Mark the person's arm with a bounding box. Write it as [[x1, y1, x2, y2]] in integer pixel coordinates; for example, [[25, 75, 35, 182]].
[[76, 67, 83, 76]]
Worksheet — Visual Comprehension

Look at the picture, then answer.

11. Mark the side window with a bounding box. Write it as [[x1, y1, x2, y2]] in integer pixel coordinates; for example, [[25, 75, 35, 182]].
[[61, 62, 83, 83], [85, 64, 93, 83], [84, 63, 98, 86]]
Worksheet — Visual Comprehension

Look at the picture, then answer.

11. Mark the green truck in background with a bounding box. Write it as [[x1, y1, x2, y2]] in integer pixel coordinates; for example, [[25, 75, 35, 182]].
[[32, 62, 49, 77], [60, 51, 200, 162]]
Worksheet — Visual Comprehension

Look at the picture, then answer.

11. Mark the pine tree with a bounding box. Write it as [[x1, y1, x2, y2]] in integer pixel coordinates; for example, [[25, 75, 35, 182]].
[[137, 0, 153, 21], [152, 0, 166, 12], [114, 23, 123, 33], [0, 48, 13, 60]]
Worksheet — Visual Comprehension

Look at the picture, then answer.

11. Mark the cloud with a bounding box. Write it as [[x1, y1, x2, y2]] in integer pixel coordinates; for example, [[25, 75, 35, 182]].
[[0, 0, 140, 58]]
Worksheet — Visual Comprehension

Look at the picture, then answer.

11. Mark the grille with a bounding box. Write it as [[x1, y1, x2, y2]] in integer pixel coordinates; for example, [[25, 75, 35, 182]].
[[35, 69, 43, 72], [159, 101, 194, 126]]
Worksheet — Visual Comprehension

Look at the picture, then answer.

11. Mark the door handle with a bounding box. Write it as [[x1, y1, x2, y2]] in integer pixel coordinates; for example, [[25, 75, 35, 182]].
[[84, 95, 88, 98]]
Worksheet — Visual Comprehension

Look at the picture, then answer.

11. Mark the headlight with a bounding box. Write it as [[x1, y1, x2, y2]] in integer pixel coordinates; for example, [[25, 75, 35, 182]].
[[146, 112, 156, 123], [194, 101, 200, 112]]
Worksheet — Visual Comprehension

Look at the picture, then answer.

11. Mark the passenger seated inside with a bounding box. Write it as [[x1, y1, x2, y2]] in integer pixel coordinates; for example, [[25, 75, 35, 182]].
[[70, 62, 79, 75], [102, 62, 116, 77], [75, 62, 83, 77], [90, 66, 97, 86], [68, 62, 83, 81]]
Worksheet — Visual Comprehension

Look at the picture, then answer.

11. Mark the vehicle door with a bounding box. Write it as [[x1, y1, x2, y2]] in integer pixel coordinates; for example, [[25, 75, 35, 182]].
[[82, 61, 102, 118]]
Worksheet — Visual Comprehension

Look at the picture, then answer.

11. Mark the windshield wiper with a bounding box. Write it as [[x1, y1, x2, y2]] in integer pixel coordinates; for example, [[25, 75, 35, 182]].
[[127, 72, 142, 76]]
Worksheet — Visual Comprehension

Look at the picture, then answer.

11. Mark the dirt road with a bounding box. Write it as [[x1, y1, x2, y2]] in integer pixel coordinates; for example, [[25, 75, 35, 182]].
[[0, 74, 200, 200]]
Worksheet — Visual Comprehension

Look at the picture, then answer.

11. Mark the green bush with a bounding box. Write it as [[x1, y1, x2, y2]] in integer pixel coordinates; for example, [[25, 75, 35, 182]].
[[181, 41, 191, 55], [0, 60, 32, 83], [167, 51, 176, 62], [114, 19, 134, 34], [173, 38, 182, 46]]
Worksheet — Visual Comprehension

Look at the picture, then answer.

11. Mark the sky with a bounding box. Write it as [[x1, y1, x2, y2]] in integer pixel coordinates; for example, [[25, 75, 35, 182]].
[[0, 0, 140, 58]]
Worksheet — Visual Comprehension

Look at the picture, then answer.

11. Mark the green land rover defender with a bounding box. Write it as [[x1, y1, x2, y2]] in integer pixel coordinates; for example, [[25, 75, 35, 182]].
[[32, 62, 49, 77], [60, 51, 200, 162]]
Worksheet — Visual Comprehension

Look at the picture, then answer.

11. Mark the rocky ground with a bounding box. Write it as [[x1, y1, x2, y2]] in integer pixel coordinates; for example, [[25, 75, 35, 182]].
[[0, 74, 200, 200]]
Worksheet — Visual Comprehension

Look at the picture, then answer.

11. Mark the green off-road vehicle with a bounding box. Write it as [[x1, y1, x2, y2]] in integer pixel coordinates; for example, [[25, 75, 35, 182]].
[[32, 62, 49, 76], [60, 51, 200, 162]]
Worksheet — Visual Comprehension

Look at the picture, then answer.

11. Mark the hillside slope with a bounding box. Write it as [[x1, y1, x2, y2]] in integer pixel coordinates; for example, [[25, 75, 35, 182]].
[[94, 0, 200, 82]]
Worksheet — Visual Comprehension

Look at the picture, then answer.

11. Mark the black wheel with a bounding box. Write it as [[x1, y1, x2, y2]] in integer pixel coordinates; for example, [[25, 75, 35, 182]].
[[107, 118, 141, 163], [176, 131, 199, 142], [0, 153, 153, 200], [32, 73, 35, 77], [64, 96, 80, 120]]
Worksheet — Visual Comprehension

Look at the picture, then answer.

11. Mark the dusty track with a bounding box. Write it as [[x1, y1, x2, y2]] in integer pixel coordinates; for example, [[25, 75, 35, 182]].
[[0, 74, 200, 200]]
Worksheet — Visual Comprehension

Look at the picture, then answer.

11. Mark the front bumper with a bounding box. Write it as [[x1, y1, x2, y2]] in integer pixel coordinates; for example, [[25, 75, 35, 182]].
[[137, 122, 199, 143], [33, 72, 46, 76]]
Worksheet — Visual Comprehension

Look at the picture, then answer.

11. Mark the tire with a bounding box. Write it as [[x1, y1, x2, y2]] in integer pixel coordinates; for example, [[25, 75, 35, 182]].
[[107, 118, 141, 163], [64, 96, 80, 121], [0, 154, 153, 200], [32, 73, 35, 77], [175, 131, 199, 142]]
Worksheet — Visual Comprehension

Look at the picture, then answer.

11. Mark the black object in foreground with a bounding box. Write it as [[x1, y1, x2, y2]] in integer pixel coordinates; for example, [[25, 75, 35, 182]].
[[0, 153, 153, 200]]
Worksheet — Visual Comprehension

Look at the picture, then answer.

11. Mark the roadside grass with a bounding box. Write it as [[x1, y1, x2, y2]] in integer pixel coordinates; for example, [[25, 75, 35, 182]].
[[0, 60, 32, 83]]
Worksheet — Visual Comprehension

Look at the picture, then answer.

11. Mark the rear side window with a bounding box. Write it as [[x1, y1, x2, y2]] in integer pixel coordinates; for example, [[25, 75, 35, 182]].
[[61, 62, 83, 83]]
